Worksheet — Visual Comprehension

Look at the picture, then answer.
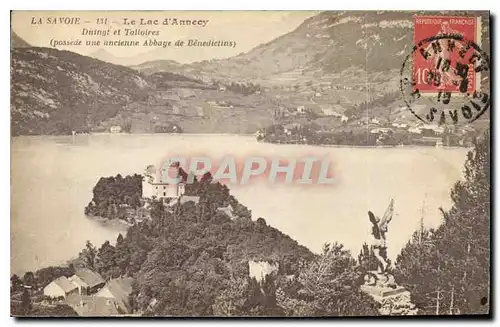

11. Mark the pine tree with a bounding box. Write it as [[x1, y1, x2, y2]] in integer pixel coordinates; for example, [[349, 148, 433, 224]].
[[394, 130, 490, 315], [79, 241, 97, 270], [21, 287, 32, 315], [10, 274, 23, 293], [278, 242, 379, 316]]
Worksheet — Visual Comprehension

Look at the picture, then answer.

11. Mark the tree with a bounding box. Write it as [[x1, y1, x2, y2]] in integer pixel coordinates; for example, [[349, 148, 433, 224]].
[[34, 266, 73, 289], [242, 275, 283, 316], [21, 287, 32, 315], [79, 241, 97, 270], [22, 271, 36, 289], [358, 243, 379, 272], [123, 120, 132, 133], [115, 233, 131, 276], [10, 274, 23, 293], [394, 130, 490, 315], [95, 241, 117, 278], [212, 277, 249, 316], [277, 242, 379, 316]]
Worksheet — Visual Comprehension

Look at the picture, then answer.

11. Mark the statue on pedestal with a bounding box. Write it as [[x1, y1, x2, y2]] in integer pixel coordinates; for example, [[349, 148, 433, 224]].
[[361, 199, 418, 315], [368, 198, 394, 274]]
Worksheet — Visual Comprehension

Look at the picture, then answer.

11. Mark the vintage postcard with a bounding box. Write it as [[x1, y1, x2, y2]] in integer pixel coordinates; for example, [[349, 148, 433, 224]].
[[10, 10, 490, 317]]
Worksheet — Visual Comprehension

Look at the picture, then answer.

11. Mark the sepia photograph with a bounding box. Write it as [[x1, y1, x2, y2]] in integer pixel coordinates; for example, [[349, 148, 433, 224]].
[[9, 9, 491, 318]]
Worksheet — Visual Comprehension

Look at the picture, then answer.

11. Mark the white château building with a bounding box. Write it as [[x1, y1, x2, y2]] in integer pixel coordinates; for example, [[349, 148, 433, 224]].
[[142, 163, 186, 199]]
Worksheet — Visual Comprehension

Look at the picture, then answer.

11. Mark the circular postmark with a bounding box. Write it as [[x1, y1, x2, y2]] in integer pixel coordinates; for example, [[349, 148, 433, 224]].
[[400, 34, 490, 125]]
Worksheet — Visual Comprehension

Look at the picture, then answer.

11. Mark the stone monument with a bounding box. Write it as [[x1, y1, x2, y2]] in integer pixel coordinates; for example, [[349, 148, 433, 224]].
[[361, 199, 418, 315]]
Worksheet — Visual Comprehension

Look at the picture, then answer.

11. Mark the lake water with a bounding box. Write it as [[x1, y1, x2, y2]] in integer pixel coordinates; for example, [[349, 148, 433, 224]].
[[11, 134, 468, 275]]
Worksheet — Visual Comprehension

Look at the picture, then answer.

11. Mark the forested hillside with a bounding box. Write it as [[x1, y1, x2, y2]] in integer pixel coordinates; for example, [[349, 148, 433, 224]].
[[77, 177, 379, 316], [394, 130, 490, 315]]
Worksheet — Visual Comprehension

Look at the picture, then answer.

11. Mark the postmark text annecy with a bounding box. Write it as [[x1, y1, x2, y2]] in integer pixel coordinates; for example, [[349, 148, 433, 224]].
[[400, 15, 490, 125]]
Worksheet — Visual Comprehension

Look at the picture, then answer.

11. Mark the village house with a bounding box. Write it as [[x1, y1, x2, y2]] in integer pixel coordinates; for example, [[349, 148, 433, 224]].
[[320, 107, 339, 117], [248, 261, 279, 283], [417, 136, 444, 147], [195, 106, 204, 117], [69, 268, 105, 295], [43, 276, 79, 299], [158, 92, 181, 101], [392, 122, 409, 129], [95, 277, 134, 314], [178, 89, 196, 100], [320, 103, 345, 118], [296, 106, 306, 114], [421, 125, 444, 135], [408, 126, 422, 134], [70, 296, 121, 317], [217, 204, 235, 219], [370, 127, 394, 134], [109, 126, 122, 133], [172, 105, 181, 115]]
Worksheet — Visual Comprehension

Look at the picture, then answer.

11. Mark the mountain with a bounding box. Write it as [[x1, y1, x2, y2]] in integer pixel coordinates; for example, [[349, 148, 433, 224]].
[[89, 48, 187, 68], [131, 11, 419, 121], [131, 59, 182, 75], [10, 47, 277, 135], [134, 11, 490, 124], [10, 11, 490, 136], [134, 12, 416, 80], [11, 47, 150, 135], [88, 48, 133, 66], [11, 32, 31, 48], [140, 11, 490, 83]]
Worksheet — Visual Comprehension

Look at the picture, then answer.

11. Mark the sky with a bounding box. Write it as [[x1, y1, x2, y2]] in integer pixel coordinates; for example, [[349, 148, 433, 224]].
[[11, 11, 317, 64]]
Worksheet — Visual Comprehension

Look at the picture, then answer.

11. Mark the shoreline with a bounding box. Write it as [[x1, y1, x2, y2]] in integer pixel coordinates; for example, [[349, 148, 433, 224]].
[[11, 133, 471, 150], [258, 140, 470, 150], [85, 214, 134, 229]]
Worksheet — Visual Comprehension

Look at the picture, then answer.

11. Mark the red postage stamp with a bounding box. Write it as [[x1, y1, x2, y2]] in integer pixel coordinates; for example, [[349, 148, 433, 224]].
[[413, 16, 480, 94]]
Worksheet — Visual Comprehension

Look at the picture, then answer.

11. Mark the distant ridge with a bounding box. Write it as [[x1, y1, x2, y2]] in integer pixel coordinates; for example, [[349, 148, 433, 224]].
[[11, 31, 31, 48]]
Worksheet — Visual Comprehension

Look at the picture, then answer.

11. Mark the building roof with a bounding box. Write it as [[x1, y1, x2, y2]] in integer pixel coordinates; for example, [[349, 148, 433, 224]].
[[51, 276, 78, 294], [74, 269, 105, 288], [99, 277, 134, 314], [71, 295, 120, 317], [69, 275, 88, 288], [178, 89, 196, 98]]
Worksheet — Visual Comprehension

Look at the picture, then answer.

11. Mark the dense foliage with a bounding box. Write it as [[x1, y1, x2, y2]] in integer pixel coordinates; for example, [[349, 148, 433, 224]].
[[153, 123, 183, 133], [276, 243, 379, 316], [10, 266, 78, 317], [13, 131, 490, 316], [11, 47, 150, 136], [259, 123, 476, 147], [84, 174, 143, 220], [394, 130, 490, 315], [76, 176, 379, 316], [225, 82, 262, 95]]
